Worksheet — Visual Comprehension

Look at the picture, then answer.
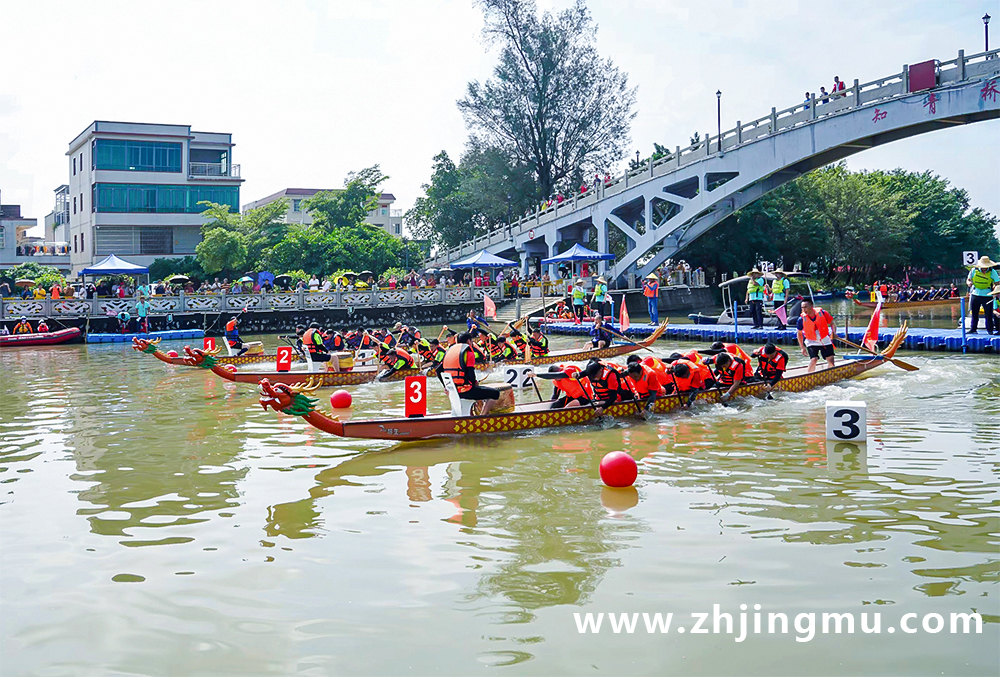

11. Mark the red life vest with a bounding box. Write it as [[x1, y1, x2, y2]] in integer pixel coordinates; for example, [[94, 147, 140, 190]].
[[713, 356, 748, 387], [554, 368, 591, 400], [752, 347, 788, 378], [442, 344, 475, 393], [628, 364, 664, 397], [801, 309, 832, 341], [591, 364, 634, 402], [724, 343, 752, 365], [669, 359, 705, 392]]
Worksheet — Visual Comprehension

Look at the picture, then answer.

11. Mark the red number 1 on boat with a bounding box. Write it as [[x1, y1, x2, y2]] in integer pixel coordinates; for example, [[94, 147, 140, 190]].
[[405, 375, 427, 418], [276, 346, 293, 372], [203, 337, 215, 351]]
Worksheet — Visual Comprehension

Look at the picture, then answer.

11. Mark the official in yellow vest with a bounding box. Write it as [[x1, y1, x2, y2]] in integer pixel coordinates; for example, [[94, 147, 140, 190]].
[[745, 267, 767, 329], [967, 256, 998, 334]]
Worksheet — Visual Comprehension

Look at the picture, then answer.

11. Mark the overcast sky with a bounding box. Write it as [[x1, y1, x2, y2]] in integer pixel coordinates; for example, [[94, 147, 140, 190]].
[[2, 0, 998, 238]]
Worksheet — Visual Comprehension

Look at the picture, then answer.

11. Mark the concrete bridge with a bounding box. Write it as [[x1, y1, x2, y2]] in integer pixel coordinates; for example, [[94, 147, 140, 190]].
[[427, 48, 1000, 283]]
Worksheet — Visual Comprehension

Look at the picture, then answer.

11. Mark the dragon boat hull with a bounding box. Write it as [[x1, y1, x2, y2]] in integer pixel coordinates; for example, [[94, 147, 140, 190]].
[[259, 327, 909, 441], [852, 296, 960, 310], [0, 327, 82, 347]]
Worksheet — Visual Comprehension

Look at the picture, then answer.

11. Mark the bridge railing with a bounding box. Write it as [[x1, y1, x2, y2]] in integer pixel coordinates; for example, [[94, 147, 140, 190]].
[[428, 48, 999, 267], [0, 286, 508, 318]]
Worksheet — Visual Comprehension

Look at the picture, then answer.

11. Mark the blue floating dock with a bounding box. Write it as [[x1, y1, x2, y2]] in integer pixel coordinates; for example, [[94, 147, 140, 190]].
[[86, 329, 205, 344], [540, 322, 999, 354]]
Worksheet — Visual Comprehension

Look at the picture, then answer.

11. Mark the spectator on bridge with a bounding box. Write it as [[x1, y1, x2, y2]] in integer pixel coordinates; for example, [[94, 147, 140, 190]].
[[819, 87, 829, 104], [308, 275, 320, 292], [0, 281, 10, 298], [803, 92, 812, 109], [580, 182, 588, 194], [834, 76, 846, 97]]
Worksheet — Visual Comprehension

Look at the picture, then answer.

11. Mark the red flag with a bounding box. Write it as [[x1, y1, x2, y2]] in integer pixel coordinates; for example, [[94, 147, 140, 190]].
[[619, 294, 630, 332], [483, 292, 496, 319], [863, 300, 881, 352]]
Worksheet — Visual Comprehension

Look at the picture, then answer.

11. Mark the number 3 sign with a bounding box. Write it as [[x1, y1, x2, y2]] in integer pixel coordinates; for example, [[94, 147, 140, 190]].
[[963, 251, 979, 266], [826, 401, 867, 441], [405, 375, 427, 417]]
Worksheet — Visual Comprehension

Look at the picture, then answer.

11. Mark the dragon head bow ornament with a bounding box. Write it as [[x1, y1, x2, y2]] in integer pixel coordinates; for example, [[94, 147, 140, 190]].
[[258, 378, 322, 417]]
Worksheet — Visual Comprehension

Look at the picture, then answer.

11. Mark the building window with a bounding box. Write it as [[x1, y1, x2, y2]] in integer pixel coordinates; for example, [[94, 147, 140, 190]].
[[92, 139, 183, 172], [395, 224, 401, 235], [81, 231, 84, 252], [73, 157, 77, 175], [80, 193, 84, 213], [73, 197, 77, 214], [92, 183, 239, 214], [80, 153, 84, 171], [74, 234, 78, 253], [292, 199, 301, 212]]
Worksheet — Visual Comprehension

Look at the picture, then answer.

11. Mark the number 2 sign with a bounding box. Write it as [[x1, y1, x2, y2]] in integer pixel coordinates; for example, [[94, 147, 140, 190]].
[[405, 375, 427, 417], [276, 346, 293, 372]]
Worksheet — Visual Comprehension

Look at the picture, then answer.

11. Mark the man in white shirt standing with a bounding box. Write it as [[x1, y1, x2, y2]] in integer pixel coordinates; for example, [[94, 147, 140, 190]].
[[309, 276, 320, 292]]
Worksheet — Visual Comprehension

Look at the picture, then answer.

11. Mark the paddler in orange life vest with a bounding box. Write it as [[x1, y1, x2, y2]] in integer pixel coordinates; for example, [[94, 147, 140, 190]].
[[377, 337, 416, 381], [706, 351, 749, 402], [626, 358, 665, 411], [707, 341, 752, 365], [752, 342, 789, 387], [528, 327, 549, 358], [583, 358, 636, 414], [533, 363, 593, 409], [796, 299, 836, 372], [492, 335, 518, 363], [224, 316, 248, 355], [442, 332, 501, 415], [302, 322, 331, 364]]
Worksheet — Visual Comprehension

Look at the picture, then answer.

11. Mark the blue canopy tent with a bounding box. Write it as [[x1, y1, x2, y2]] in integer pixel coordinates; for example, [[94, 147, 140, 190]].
[[80, 254, 150, 290], [450, 250, 518, 269], [541, 243, 615, 281]]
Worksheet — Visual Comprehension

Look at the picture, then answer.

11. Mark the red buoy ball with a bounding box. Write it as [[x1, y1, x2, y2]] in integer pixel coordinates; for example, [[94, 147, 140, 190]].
[[167, 350, 178, 358], [600, 451, 637, 487], [330, 389, 353, 409]]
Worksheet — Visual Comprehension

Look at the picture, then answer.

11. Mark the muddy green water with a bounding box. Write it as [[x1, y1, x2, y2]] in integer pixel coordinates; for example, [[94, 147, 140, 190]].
[[1, 327, 997, 676]]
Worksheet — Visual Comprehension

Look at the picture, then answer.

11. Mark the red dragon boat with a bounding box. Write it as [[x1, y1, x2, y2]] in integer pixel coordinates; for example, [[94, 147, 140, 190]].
[[0, 327, 82, 347], [131, 323, 668, 388], [254, 327, 912, 442], [850, 295, 961, 310]]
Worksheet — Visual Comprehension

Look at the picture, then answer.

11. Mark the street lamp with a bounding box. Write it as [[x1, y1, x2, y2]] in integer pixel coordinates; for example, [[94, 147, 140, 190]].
[[985, 13, 991, 52], [635, 150, 641, 168], [716, 90, 722, 153]]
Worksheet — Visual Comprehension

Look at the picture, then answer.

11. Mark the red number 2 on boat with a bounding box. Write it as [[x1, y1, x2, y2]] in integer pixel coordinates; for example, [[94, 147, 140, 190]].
[[276, 346, 293, 372], [405, 375, 427, 418]]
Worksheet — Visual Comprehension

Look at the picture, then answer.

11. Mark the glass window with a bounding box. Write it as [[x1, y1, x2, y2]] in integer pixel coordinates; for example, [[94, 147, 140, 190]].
[[93, 139, 183, 172], [73, 157, 76, 175], [292, 199, 301, 212], [92, 184, 238, 214]]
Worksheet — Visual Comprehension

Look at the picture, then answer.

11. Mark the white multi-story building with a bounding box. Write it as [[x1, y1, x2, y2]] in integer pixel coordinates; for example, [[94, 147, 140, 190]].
[[66, 121, 244, 274], [242, 188, 403, 237]]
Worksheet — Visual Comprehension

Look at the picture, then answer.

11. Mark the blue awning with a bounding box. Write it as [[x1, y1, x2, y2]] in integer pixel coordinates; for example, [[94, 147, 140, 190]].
[[450, 250, 518, 269], [80, 254, 149, 275], [541, 243, 615, 265]]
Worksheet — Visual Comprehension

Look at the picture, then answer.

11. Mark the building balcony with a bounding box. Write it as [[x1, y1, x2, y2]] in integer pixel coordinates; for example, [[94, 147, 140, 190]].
[[0, 241, 72, 268], [188, 162, 241, 179]]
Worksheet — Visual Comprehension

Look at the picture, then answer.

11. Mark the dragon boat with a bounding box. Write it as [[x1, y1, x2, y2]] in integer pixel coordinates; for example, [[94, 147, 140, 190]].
[[256, 326, 912, 442], [0, 327, 82, 347], [132, 323, 668, 388], [851, 295, 961, 310], [135, 337, 303, 367]]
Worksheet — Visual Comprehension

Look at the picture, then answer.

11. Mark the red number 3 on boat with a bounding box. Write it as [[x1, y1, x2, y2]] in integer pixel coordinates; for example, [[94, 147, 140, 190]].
[[405, 375, 427, 418]]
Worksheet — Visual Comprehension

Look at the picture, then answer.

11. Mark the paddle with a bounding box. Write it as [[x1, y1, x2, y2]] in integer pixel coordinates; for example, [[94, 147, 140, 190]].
[[834, 333, 919, 372], [602, 324, 656, 354]]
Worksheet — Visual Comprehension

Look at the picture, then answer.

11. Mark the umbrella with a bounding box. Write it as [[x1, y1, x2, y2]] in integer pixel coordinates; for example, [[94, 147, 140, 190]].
[[358, 270, 374, 277], [166, 274, 190, 283], [15, 279, 35, 287], [341, 271, 358, 279], [274, 274, 292, 282], [237, 276, 254, 284]]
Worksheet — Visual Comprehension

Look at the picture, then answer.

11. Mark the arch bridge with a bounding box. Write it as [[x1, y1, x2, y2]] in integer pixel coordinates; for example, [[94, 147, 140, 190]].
[[427, 48, 1000, 281]]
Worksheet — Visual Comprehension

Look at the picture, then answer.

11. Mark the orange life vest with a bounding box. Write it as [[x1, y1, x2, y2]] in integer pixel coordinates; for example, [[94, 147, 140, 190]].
[[724, 343, 752, 365], [669, 359, 705, 392], [801, 309, 832, 341], [554, 369, 591, 400], [442, 344, 475, 393], [752, 347, 788, 378], [628, 364, 664, 397], [302, 328, 324, 353], [713, 356, 748, 387]]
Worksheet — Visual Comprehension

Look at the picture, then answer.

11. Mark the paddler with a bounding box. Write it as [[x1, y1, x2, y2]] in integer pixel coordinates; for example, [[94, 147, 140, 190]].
[[707, 351, 749, 402], [492, 335, 518, 363], [967, 256, 999, 334], [535, 364, 593, 409], [507, 326, 528, 357], [796, 299, 836, 372], [664, 360, 705, 404], [745, 267, 767, 329], [752, 342, 788, 399], [225, 315, 248, 356], [626, 359, 665, 411], [302, 322, 331, 364], [771, 269, 791, 329], [442, 332, 501, 415], [13, 316, 32, 334], [667, 351, 716, 389], [528, 326, 549, 358], [707, 341, 753, 365], [377, 339, 416, 381], [589, 314, 613, 349], [325, 329, 346, 352], [583, 358, 636, 413]]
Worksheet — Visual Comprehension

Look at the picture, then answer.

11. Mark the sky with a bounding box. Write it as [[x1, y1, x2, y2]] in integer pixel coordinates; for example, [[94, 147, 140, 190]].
[[2, 0, 998, 240]]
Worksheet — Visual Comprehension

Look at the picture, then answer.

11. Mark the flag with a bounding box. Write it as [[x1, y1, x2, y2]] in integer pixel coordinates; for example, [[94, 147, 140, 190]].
[[483, 292, 496, 319], [775, 304, 788, 326], [863, 300, 882, 352], [619, 294, 630, 332]]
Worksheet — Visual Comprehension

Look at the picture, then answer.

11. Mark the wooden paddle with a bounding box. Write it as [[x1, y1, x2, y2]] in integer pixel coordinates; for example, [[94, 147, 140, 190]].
[[834, 334, 919, 372]]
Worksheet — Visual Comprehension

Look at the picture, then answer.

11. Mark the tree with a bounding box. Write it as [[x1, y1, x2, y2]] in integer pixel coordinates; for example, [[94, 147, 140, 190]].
[[0, 262, 65, 289], [199, 198, 289, 271], [196, 228, 248, 275], [458, 0, 636, 199], [302, 165, 388, 230]]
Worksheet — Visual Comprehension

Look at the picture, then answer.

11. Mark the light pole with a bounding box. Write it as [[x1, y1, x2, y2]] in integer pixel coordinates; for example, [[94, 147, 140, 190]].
[[985, 13, 991, 52], [635, 150, 641, 168], [716, 90, 722, 153]]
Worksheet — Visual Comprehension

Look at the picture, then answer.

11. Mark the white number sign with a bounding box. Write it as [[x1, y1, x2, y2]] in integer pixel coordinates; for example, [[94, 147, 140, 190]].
[[503, 365, 535, 389], [963, 251, 979, 266], [826, 401, 867, 441]]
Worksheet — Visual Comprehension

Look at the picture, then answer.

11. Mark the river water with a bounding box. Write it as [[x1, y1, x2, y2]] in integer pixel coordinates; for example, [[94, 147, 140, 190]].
[[1, 320, 997, 675]]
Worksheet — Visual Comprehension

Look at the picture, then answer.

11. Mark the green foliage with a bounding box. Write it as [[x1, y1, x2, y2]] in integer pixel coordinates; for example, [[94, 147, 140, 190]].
[[198, 199, 289, 271], [196, 228, 248, 275], [0, 262, 65, 289], [678, 163, 999, 283], [459, 0, 636, 198], [302, 166, 388, 230], [148, 256, 204, 283], [268, 223, 422, 278]]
